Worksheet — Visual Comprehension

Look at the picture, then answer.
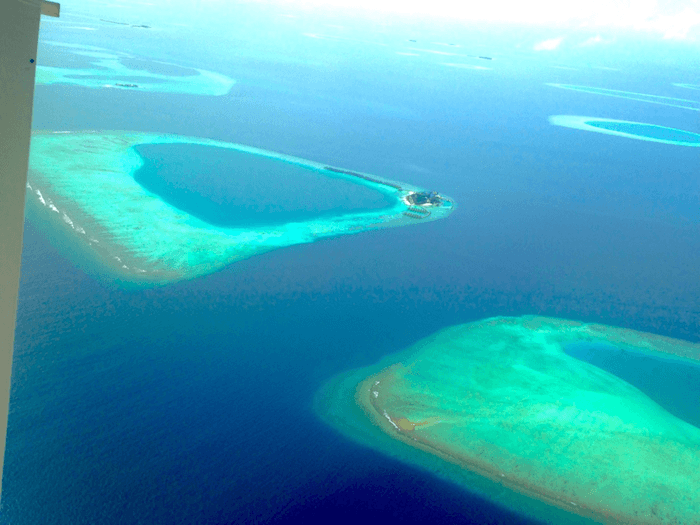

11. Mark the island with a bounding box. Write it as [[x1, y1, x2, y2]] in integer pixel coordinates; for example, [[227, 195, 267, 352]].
[[27, 131, 455, 285], [315, 316, 700, 525], [321, 167, 446, 220]]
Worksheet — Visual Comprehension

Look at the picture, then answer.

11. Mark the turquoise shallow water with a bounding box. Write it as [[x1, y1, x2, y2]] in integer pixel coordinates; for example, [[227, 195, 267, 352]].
[[10, 5, 700, 525], [320, 318, 700, 524], [564, 342, 700, 429], [119, 58, 198, 77], [64, 75, 168, 83], [132, 143, 396, 228], [586, 121, 700, 143]]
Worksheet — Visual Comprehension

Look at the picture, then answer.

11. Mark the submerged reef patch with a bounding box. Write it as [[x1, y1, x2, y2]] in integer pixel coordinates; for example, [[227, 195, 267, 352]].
[[546, 84, 700, 112], [35, 41, 234, 95], [549, 115, 700, 146], [27, 131, 454, 285], [673, 83, 700, 92], [316, 316, 700, 525]]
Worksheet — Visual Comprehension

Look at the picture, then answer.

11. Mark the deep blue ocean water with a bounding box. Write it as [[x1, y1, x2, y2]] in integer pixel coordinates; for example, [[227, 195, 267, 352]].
[[4, 2, 700, 524]]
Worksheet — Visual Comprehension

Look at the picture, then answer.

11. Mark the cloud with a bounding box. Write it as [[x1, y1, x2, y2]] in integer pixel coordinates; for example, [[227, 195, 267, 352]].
[[579, 34, 604, 46], [253, 0, 700, 41], [534, 37, 563, 51], [645, 8, 700, 40]]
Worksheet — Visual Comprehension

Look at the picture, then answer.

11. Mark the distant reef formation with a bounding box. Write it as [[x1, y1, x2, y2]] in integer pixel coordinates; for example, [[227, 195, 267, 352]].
[[546, 84, 700, 112], [316, 316, 700, 525], [35, 42, 234, 96], [549, 115, 700, 146], [26, 131, 454, 285], [100, 19, 151, 28]]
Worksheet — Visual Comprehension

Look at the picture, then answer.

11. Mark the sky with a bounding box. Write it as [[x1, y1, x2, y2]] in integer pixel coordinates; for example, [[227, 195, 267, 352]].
[[237, 0, 700, 40], [64, 0, 700, 44]]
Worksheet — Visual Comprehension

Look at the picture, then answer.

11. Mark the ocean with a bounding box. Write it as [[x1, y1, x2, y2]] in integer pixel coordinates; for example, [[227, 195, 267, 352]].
[[4, 2, 699, 524]]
